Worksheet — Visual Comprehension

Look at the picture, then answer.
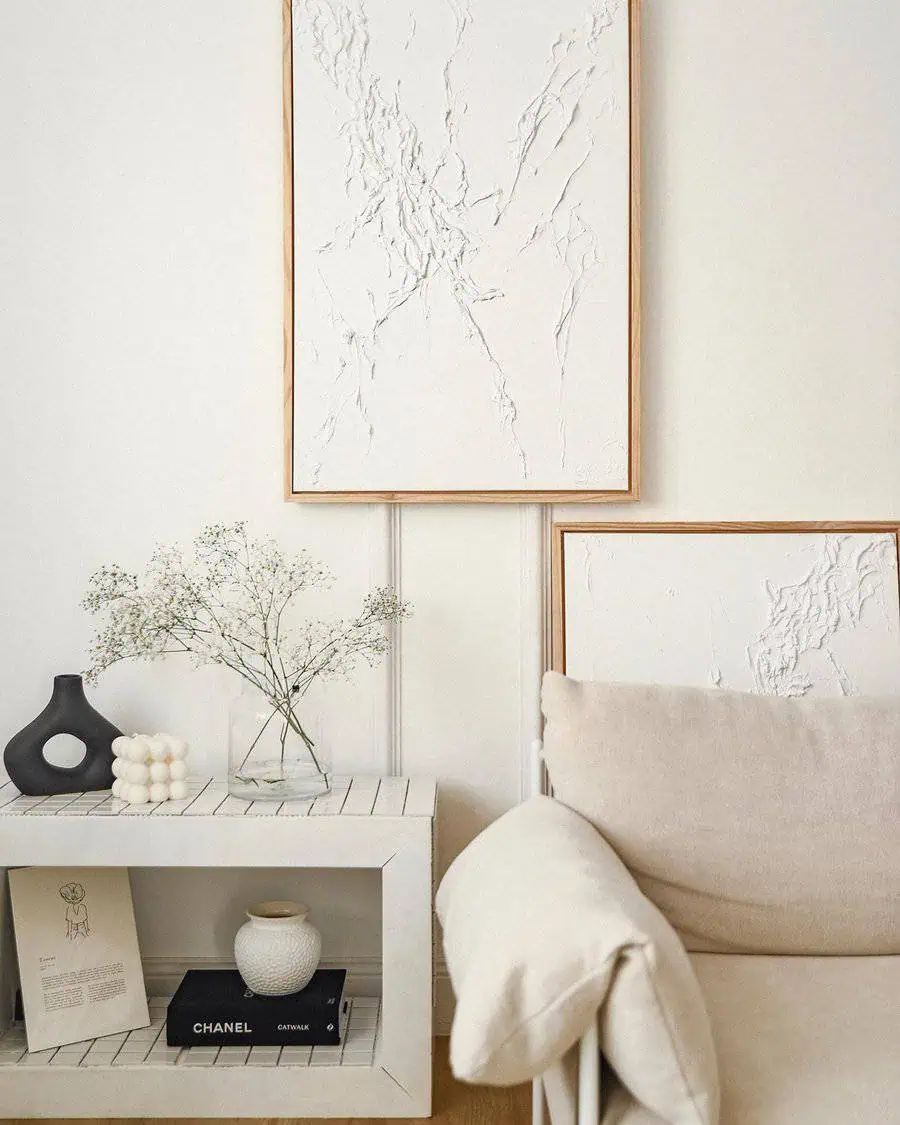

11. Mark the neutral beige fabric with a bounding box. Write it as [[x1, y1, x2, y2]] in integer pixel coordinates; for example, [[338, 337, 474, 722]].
[[436, 796, 719, 1125], [541, 672, 900, 954], [602, 954, 900, 1125]]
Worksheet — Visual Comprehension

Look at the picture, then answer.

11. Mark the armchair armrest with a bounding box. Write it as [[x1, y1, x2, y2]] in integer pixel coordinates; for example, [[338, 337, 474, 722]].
[[436, 796, 719, 1125]]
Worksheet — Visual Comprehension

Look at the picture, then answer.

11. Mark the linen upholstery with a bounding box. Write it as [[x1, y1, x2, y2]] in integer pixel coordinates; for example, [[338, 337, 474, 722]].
[[602, 954, 900, 1125], [541, 672, 900, 954], [436, 795, 719, 1125]]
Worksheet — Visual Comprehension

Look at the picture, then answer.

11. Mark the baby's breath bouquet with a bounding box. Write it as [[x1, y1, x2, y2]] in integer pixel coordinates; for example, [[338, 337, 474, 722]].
[[82, 522, 410, 799]]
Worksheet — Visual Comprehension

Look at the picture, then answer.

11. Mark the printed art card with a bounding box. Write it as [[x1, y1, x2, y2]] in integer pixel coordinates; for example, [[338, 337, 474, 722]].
[[9, 867, 149, 1052]]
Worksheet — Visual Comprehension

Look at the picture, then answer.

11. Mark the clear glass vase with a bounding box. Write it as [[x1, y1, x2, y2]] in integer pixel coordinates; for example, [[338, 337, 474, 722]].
[[227, 684, 331, 801]]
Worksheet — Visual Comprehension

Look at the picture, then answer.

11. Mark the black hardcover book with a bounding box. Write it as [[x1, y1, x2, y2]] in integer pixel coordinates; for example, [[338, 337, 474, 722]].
[[166, 969, 348, 1047]]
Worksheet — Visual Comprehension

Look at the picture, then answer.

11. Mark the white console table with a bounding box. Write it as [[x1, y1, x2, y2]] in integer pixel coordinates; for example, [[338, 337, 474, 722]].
[[0, 774, 436, 1119]]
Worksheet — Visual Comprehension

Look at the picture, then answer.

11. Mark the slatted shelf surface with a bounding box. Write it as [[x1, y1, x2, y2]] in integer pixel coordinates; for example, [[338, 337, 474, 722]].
[[0, 996, 381, 1071], [0, 776, 436, 820]]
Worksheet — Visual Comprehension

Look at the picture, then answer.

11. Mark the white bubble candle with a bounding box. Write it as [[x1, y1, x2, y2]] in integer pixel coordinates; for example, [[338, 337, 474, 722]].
[[110, 733, 191, 805]]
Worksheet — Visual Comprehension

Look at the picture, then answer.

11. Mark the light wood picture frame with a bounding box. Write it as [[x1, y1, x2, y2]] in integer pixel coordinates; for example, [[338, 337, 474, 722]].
[[552, 522, 900, 696], [283, 0, 641, 502]]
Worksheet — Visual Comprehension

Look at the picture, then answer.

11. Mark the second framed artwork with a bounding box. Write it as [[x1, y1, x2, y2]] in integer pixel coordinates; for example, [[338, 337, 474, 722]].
[[284, 0, 640, 502], [552, 523, 900, 697]]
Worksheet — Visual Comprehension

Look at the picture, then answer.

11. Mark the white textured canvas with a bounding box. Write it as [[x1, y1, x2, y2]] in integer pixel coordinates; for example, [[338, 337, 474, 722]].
[[290, 0, 633, 493], [562, 531, 900, 697]]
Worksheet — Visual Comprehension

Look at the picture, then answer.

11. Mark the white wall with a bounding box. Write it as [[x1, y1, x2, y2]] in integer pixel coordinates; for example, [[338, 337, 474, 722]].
[[1, 0, 898, 1004]]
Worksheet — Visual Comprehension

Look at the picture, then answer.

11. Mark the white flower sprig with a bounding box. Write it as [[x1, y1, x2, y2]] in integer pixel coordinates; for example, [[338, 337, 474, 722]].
[[82, 522, 411, 777]]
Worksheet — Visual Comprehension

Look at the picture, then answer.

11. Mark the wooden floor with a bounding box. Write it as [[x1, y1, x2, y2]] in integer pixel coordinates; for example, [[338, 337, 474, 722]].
[[4, 1039, 532, 1125]]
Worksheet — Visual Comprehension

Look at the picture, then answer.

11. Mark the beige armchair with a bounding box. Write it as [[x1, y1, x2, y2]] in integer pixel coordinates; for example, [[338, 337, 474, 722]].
[[438, 675, 900, 1125]]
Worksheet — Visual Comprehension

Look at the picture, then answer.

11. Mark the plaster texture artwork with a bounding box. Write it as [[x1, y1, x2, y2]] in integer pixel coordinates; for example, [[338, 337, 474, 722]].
[[291, 0, 632, 491], [565, 532, 900, 698], [745, 535, 897, 697]]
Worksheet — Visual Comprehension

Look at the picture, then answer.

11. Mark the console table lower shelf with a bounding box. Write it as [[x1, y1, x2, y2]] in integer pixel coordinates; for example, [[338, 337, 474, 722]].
[[0, 996, 404, 1119], [0, 773, 436, 1119]]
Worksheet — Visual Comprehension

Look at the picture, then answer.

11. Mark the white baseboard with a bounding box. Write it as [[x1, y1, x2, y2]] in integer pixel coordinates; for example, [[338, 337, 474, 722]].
[[142, 956, 455, 1036]]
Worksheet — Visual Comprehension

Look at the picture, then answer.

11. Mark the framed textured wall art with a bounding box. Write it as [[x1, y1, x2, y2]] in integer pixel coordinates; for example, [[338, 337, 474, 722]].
[[284, 0, 640, 501], [552, 523, 900, 696]]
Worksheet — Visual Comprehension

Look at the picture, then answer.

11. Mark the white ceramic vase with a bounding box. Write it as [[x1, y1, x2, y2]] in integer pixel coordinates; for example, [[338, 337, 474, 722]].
[[233, 900, 322, 997]]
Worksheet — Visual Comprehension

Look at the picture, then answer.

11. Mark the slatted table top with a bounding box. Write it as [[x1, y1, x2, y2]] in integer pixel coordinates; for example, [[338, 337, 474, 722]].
[[0, 775, 437, 820]]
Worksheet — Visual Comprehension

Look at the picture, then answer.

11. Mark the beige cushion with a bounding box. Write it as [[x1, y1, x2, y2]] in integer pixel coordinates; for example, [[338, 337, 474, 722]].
[[602, 955, 900, 1125], [436, 796, 719, 1125], [541, 672, 900, 954]]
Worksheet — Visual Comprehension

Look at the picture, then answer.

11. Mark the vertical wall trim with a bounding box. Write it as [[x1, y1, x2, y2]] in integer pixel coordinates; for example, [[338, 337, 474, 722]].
[[389, 505, 403, 776], [368, 505, 401, 774], [518, 505, 551, 800]]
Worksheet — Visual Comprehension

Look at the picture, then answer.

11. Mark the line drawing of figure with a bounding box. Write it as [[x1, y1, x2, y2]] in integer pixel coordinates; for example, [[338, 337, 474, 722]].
[[59, 883, 90, 940]]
